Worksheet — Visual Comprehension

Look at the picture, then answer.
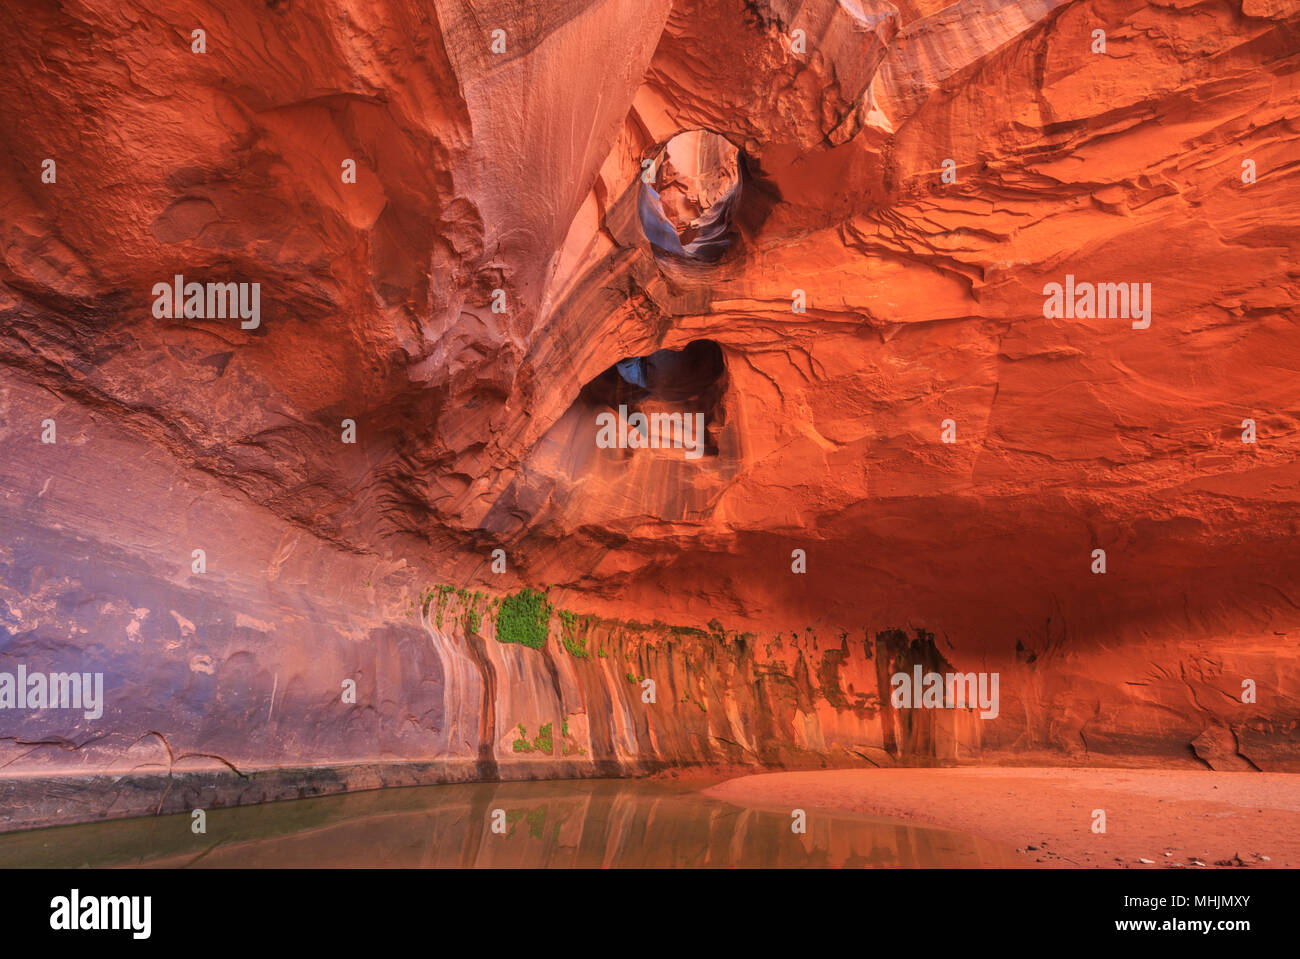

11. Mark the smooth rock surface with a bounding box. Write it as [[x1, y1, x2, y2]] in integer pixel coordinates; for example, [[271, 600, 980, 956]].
[[1, 1, 1298, 820]]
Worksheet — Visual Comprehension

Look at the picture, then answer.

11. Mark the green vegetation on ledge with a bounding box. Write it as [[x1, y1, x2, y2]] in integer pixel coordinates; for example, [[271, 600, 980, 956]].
[[558, 609, 594, 658], [533, 722, 553, 754], [496, 588, 553, 649], [511, 722, 553, 755]]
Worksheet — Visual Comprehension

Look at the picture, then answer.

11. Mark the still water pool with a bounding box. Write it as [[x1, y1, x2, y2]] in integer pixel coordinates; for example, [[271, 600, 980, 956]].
[[0, 777, 1016, 868]]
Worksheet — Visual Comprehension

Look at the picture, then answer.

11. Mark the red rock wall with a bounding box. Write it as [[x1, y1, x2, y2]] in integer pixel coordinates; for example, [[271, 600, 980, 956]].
[[1, 0, 1299, 807]]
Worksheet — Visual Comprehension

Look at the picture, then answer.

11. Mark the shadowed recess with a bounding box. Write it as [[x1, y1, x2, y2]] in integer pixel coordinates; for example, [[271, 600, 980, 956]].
[[579, 339, 727, 458]]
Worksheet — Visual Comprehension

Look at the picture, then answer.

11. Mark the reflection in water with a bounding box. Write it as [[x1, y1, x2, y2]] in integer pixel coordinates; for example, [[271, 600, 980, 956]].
[[0, 778, 1016, 868]]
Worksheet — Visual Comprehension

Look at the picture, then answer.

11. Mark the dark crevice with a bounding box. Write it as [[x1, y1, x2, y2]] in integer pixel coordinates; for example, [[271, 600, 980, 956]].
[[579, 339, 727, 459]]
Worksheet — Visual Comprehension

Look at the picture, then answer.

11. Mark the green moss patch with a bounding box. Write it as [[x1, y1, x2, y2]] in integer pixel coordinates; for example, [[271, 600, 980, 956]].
[[495, 588, 553, 649]]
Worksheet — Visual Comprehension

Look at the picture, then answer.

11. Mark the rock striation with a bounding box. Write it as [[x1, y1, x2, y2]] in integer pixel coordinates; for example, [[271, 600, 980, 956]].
[[1, 0, 1298, 825]]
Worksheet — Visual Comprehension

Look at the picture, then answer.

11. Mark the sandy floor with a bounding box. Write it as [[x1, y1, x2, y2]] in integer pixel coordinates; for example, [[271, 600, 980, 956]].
[[704, 767, 1300, 868]]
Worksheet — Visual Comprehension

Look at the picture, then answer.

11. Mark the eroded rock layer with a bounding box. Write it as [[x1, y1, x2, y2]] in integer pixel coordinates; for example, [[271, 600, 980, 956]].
[[2, 0, 1299, 822]]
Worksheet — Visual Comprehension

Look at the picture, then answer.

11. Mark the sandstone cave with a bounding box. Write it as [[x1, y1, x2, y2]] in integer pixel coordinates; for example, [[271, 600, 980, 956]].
[[0, 0, 1297, 910]]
